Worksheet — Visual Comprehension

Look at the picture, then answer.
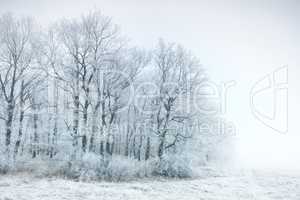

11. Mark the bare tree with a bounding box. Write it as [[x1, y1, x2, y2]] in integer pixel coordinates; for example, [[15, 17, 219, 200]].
[[153, 39, 203, 158], [56, 11, 128, 156], [0, 14, 38, 160]]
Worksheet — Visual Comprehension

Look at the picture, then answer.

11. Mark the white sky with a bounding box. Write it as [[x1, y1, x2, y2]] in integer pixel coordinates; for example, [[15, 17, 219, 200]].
[[1, 0, 300, 170]]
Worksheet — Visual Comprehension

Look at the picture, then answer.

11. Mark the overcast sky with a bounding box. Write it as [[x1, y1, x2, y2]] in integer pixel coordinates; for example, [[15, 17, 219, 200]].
[[1, 0, 300, 170]]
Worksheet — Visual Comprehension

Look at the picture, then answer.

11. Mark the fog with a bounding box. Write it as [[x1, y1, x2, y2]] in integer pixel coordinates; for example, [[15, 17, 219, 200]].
[[1, 0, 299, 170]]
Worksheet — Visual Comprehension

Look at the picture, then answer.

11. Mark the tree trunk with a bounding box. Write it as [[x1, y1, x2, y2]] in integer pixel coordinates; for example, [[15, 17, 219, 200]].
[[14, 81, 25, 158], [5, 100, 14, 159], [145, 137, 151, 160], [89, 110, 98, 152], [125, 131, 129, 157], [158, 138, 164, 158], [137, 135, 143, 161], [72, 93, 79, 159], [82, 98, 88, 153], [32, 98, 39, 158]]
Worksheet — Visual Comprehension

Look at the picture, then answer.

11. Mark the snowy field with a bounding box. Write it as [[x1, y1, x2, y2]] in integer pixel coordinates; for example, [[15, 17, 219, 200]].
[[0, 171, 300, 200]]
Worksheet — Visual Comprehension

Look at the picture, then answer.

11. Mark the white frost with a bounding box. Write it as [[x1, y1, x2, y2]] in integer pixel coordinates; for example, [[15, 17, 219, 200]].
[[0, 171, 299, 200]]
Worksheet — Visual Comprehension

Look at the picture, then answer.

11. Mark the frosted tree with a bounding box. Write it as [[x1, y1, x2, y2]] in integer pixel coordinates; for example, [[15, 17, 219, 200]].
[[0, 14, 42, 161], [152, 39, 204, 158]]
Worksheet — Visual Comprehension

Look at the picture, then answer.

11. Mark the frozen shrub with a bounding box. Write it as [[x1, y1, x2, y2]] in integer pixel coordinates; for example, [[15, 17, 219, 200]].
[[78, 153, 102, 181], [0, 155, 9, 174], [56, 154, 154, 181], [105, 156, 137, 181], [153, 154, 194, 178]]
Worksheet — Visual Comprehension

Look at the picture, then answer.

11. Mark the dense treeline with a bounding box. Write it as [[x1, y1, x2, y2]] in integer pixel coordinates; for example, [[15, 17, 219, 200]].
[[0, 11, 226, 179]]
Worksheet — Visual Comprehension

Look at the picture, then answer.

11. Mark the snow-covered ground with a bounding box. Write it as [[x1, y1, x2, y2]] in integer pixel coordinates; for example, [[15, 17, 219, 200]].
[[0, 171, 300, 200]]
